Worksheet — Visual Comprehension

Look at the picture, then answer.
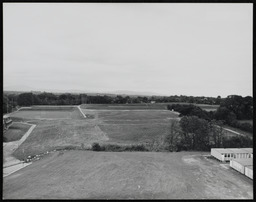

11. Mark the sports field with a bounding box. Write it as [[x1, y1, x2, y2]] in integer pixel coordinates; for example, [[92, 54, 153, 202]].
[[81, 103, 167, 110], [10, 105, 179, 160], [3, 151, 253, 199], [10, 106, 83, 120], [81, 107, 180, 144], [80, 103, 219, 111]]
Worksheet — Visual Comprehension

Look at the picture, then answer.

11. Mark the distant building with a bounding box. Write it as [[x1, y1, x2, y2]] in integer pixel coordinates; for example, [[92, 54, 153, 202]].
[[211, 148, 253, 162], [151, 101, 156, 104]]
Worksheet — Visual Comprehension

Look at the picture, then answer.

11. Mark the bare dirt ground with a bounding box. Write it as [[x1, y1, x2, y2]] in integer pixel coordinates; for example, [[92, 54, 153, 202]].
[[3, 151, 253, 199]]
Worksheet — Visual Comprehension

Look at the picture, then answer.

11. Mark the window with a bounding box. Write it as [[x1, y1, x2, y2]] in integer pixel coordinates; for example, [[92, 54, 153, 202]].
[[224, 154, 227, 157], [231, 154, 233, 157], [227, 154, 230, 157]]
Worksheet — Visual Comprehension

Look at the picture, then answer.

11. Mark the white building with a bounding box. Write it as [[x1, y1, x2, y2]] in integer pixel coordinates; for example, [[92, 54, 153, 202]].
[[230, 158, 253, 179], [211, 148, 253, 162], [245, 165, 253, 179]]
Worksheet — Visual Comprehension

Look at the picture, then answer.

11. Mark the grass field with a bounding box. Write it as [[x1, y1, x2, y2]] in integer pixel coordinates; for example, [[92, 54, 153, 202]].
[[81, 108, 180, 144], [10, 105, 179, 160], [12, 119, 108, 160], [20, 105, 77, 110], [3, 123, 31, 142], [3, 151, 253, 199], [80, 103, 219, 111], [10, 107, 83, 120], [81, 103, 168, 110]]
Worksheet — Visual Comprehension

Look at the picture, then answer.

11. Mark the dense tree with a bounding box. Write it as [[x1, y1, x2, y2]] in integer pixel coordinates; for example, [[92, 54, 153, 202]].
[[213, 107, 237, 125], [168, 104, 211, 120], [208, 120, 225, 148], [215, 96, 222, 105], [220, 95, 253, 120], [179, 116, 210, 151], [164, 120, 181, 152], [3, 95, 10, 113], [17, 93, 34, 106], [222, 136, 252, 148], [38, 92, 57, 105]]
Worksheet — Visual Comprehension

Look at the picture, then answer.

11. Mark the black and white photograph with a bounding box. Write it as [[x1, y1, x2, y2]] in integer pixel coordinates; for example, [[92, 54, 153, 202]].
[[3, 2, 253, 199]]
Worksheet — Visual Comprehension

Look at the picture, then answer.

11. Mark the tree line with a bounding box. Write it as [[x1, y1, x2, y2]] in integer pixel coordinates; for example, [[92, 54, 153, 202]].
[[165, 95, 253, 151], [3, 92, 224, 113], [167, 94, 253, 133], [175, 116, 252, 151]]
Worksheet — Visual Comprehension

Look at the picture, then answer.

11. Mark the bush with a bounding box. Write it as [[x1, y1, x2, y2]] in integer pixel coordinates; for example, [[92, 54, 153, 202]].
[[91, 142, 101, 151], [91, 143, 149, 152], [129, 144, 148, 151]]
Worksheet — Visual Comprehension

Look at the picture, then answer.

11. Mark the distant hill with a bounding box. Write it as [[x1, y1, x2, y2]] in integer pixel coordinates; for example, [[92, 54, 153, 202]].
[[4, 86, 165, 97], [107, 90, 165, 96]]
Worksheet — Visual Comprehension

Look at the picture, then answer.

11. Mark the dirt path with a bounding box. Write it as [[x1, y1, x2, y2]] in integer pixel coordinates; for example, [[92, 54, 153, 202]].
[[214, 125, 247, 137], [3, 123, 36, 177], [3, 151, 253, 199], [222, 127, 243, 135]]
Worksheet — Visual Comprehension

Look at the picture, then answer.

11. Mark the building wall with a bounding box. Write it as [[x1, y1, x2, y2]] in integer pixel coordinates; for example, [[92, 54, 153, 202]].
[[230, 160, 245, 174], [245, 166, 253, 179], [211, 149, 224, 161]]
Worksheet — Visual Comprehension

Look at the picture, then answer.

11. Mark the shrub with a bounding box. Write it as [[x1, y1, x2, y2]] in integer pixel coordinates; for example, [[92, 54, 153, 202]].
[[93, 143, 149, 152], [91, 142, 101, 151]]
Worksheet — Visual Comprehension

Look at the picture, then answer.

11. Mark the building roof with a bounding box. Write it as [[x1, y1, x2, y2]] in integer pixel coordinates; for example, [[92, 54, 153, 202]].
[[245, 165, 253, 169], [212, 148, 232, 153], [3, 115, 10, 119], [229, 148, 252, 153], [242, 148, 253, 153], [232, 158, 253, 166], [211, 148, 253, 154]]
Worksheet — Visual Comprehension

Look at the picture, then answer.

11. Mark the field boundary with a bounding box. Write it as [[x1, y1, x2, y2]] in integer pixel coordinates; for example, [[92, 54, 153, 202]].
[[4, 107, 32, 116], [82, 109, 171, 111]]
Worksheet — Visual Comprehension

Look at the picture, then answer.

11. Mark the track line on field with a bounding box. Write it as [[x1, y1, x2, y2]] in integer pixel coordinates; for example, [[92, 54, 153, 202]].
[[80, 109, 174, 112], [77, 105, 87, 118]]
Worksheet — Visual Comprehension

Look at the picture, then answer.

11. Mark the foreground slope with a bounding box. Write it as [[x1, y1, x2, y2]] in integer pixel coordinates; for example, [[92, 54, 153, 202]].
[[3, 151, 253, 199]]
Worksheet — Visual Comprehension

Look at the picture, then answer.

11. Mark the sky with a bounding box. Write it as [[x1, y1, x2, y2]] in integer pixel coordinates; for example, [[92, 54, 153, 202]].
[[3, 3, 253, 97]]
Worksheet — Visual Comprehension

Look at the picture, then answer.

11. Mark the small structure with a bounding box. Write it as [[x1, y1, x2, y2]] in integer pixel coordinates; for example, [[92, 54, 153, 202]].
[[3, 115, 13, 130], [211, 148, 253, 162], [230, 158, 253, 179]]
